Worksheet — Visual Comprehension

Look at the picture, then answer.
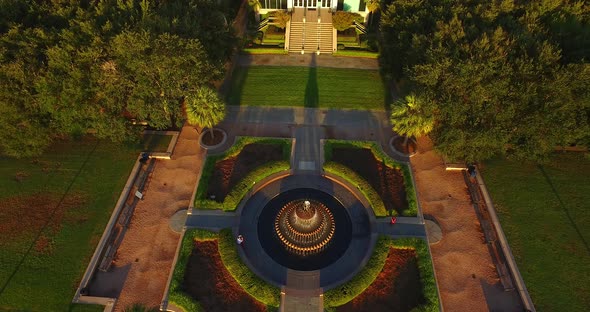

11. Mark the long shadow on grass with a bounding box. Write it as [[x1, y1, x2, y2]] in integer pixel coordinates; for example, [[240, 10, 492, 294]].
[[538, 165, 590, 254], [304, 53, 319, 108], [224, 63, 251, 106]]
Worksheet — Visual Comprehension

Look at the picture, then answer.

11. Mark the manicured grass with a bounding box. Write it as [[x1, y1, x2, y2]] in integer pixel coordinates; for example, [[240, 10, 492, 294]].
[[481, 153, 590, 312], [324, 236, 438, 310], [333, 50, 379, 58], [226, 66, 387, 110], [194, 137, 291, 211], [0, 138, 140, 311], [324, 140, 418, 217]]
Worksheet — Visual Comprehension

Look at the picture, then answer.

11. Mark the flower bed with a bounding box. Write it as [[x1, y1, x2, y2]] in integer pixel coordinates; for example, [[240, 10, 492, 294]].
[[324, 140, 417, 216], [195, 137, 291, 211]]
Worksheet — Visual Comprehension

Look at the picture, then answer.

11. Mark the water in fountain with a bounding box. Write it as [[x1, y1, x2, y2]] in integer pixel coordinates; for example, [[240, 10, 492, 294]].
[[274, 199, 335, 256]]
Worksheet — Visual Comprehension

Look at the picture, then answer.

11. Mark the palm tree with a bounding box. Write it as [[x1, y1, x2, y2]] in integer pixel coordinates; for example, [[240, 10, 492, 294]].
[[185, 87, 226, 140], [365, 0, 381, 26], [390, 94, 434, 145]]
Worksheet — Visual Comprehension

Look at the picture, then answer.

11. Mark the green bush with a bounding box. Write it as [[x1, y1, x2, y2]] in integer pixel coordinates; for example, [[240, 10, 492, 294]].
[[324, 236, 390, 307], [332, 11, 364, 31], [168, 229, 218, 312], [242, 47, 288, 55], [389, 238, 440, 312], [324, 140, 418, 216], [168, 229, 281, 311], [195, 137, 291, 210], [324, 161, 388, 217], [218, 229, 281, 307], [324, 237, 439, 311]]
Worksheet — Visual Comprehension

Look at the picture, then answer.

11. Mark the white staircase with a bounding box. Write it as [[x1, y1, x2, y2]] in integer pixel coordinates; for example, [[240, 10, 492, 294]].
[[288, 8, 334, 54]]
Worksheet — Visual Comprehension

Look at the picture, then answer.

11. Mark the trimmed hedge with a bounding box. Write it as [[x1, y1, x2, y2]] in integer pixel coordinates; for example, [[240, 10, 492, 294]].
[[241, 48, 288, 55], [168, 229, 218, 312], [324, 161, 388, 217], [218, 229, 281, 307], [390, 238, 440, 312], [324, 140, 418, 216], [324, 236, 391, 307], [324, 237, 439, 311], [195, 137, 291, 211], [168, 229, 281, 311], [332, 50, 379, 59]]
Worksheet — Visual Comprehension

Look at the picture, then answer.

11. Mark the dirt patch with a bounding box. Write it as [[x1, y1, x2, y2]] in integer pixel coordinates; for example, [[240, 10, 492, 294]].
[[0, 192, 87, 242], [333, 148, 408, 215], [338, 248, 423, 312], [201, 129, 225, 146], [34, 235, 53, 254], [392, 137, 417, 155], [207, 143, 283, 201], [183, 240, 266, 312]]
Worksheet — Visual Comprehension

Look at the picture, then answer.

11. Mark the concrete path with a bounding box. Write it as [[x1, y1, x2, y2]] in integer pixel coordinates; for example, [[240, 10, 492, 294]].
[[374, 218, 426, 238], [292, 126, 323, 174], [213, 106, 408, 163], [185, 210, 236, 231], [237, 54, 379, 70]]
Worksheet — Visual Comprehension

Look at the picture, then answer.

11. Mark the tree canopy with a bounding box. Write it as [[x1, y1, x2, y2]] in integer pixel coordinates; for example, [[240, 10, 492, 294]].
[[380, 0, 590, 162], [0, 0, 237, 158]]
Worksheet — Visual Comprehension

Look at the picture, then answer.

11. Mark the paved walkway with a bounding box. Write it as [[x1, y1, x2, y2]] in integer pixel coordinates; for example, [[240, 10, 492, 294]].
[[212, 106, 408, 163], [236, 54, 379, 70]]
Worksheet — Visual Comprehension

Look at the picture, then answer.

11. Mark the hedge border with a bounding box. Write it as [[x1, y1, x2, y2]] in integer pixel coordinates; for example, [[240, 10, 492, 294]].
[[324, 161, 388, 216], [218, 229, 281, 307], [324, 237, 439, 311], [168, 229, 281, 311], [168, 229, 217, 312], [195, 137, 291, 211], [324, 140, 418, 216]]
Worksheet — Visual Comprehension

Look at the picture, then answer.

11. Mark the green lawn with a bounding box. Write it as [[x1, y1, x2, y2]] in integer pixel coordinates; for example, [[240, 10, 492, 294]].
[[481, 153, 590, 312], [226, 66, 388, 110], [0, 138, 140, 311]]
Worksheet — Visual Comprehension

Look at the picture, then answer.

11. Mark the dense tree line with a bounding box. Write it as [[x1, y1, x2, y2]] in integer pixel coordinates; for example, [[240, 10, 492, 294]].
[[0, 0, 238, 158], [381, 0, 590, 161]]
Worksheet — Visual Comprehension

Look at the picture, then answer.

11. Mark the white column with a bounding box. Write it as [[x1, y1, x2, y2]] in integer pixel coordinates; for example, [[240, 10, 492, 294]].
[[331, 0, 337, 11], [287, 0, 293, 10]]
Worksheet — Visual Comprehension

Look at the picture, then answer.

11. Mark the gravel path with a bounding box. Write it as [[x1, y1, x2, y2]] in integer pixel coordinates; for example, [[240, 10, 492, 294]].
[[410, 137, 521, 311], [113, 126, 206, 311]]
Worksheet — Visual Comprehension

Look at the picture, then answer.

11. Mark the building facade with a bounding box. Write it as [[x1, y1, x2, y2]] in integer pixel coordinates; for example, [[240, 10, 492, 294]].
[[259, 0, 367, 15]]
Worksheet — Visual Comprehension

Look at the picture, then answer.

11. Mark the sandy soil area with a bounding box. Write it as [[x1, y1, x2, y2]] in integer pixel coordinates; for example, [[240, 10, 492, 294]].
[[113, 126, 206, 311], [410, 137, 504, 312]]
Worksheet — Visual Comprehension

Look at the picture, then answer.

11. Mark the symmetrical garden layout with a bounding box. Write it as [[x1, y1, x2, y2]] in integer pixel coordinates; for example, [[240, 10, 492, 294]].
[[170, 130, 438, 311]]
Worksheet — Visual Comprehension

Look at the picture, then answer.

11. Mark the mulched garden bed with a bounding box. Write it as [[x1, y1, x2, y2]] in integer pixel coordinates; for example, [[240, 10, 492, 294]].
[[337, 248, 424, 312], [207, 143, 283, 201], [201, 129, 225, 147], [183, 240, 266, 312], [332, 148, 408, 215], [392, 137, 417, 155]]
